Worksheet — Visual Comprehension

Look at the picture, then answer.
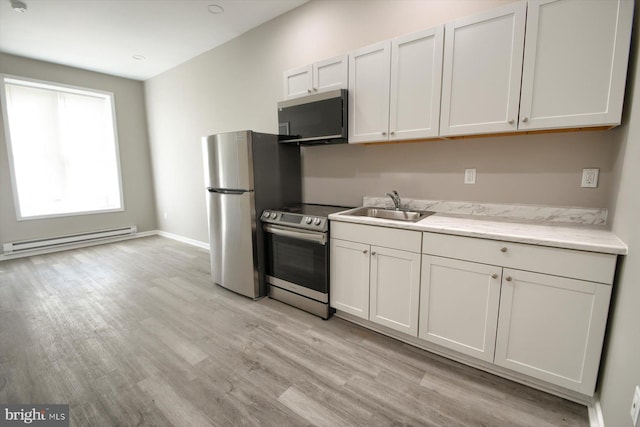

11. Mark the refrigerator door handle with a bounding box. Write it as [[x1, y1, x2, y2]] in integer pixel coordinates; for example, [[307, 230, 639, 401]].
[[207, 187, 252, 195], [264, 224, 326, 245]]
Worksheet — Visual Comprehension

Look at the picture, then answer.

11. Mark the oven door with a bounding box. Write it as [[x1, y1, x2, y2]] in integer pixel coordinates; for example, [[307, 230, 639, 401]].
[[263, 224, 328, 300]]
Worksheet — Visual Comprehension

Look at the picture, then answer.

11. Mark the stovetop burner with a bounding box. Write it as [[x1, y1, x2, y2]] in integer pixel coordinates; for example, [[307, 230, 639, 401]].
[[279, 203, 351, 217]]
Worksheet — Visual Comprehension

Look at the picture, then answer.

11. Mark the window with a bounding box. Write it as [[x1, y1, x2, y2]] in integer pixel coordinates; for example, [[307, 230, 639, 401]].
[[1, 76, 123, 219]]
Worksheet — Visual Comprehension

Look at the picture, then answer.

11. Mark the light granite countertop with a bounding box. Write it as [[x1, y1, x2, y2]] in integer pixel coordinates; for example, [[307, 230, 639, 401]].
[[329, 206, 628, 256]]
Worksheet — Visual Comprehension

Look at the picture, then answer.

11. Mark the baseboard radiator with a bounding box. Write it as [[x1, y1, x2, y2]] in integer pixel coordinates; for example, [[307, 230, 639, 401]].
[[2, 226, 138, 255]]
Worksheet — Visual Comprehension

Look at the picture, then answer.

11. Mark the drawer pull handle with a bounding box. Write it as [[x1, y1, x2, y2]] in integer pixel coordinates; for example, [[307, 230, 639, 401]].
[[500, 247, 508, 253], [505, 276, 513, 282], [491, 273, 498, 279]]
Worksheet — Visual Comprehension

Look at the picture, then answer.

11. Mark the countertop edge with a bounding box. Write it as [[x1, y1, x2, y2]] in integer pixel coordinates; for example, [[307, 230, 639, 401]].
[[328, 211, 628, 256]]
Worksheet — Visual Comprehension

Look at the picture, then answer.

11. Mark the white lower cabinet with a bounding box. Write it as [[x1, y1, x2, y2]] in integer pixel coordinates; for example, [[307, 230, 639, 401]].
[[419, 232, 615, 397], [330, 223, 617, 399], [330, 239, 370, 319], [494, 269, 612, 396], [330, 222, 422, 336], [369, 246, 421, 336], [419, 255, 501, 362]]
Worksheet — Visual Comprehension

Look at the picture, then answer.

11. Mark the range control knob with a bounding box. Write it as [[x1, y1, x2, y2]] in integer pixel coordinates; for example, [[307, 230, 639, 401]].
[[270, 212, 277, 219], [313, 218, 322, 226], [305, 217, 313, 224], [263, 211, 270, 218]]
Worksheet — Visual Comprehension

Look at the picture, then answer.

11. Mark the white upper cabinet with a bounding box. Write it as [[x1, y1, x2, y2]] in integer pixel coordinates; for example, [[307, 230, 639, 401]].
[[348, 41, 392, 143], [518, 0, 634, 131], [440, 2, 527, 136], [283, 64, 312, 100], [283, 55, 347, 100], [389, 27, 444, 141], [349, 27, 445, 144], [314, 55, 348, 94]]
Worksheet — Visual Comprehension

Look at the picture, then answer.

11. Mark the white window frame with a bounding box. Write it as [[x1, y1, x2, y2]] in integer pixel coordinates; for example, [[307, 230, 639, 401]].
[[0, 74, 125, 221]]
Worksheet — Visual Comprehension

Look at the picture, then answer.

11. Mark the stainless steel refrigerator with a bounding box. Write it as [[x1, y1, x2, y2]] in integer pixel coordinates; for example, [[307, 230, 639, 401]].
[[202, 131, 301, 299]]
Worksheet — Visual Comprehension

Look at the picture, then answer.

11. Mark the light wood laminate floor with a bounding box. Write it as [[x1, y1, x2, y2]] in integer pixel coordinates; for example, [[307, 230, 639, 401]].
[[0, 236, 589, 426]]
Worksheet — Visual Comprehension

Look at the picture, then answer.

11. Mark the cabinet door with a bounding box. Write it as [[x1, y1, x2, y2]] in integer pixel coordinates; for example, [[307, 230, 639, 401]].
[[389, 26, 444, 141], [348, 41, 391, 144], [419, 256, 501, 362], [518, 0, 634, 130], [440, 2, 526, 136], [495, 269, 612, 395], [283, 64, 313, 99], [330, 239, 370, 319], [369, 246, 421, 336], [313, 55, 348, 93]]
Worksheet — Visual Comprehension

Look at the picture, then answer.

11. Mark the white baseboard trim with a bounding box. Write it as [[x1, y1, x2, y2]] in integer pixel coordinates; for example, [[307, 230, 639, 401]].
[[588, 395, 605, 427], [154, 230, 210, 251]]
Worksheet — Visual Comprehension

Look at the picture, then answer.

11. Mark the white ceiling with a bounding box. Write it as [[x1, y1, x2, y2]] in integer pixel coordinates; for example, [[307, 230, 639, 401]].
[[0, 0, 308, 81]]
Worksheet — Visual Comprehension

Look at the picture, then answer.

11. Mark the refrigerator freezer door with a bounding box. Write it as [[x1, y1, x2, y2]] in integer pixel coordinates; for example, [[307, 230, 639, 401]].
[[202, 131, 253, 191], [207, 190, 258, 298]]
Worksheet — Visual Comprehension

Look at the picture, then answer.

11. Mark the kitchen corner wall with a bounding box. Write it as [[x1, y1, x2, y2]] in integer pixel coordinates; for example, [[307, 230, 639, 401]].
[[0, 53, 157, 244], [597, 1, 640, 425], [145, 0, 619, 245]]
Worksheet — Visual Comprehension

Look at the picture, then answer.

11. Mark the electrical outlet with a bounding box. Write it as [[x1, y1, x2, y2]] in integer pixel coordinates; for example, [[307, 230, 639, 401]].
[[464, 168, 476, 184], [631, 385, 640, 426], [581, 168, 599, 188]]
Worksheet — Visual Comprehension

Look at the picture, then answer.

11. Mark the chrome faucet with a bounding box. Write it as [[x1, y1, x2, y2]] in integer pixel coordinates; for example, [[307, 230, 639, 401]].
[[386, 190, 401, 210]]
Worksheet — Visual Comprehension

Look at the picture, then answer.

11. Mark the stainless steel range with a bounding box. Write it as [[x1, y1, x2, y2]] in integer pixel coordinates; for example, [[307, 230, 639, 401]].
[[260, 204, 350, 319]]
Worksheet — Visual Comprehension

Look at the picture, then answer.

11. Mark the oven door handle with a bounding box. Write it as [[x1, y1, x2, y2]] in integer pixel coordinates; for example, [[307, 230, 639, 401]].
[[263, 224, 327, 245]]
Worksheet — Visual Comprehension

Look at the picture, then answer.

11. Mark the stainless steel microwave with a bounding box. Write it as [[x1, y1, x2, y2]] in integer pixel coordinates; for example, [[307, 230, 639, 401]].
[[277, 89, 348, 145]]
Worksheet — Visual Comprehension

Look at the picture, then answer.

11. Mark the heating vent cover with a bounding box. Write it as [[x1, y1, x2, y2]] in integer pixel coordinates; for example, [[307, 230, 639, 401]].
[[3, 226, 137, 255]]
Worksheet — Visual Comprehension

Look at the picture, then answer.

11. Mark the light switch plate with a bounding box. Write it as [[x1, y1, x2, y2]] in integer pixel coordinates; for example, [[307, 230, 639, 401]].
[[581, 168, 599, 188], [464, 168, 476, 184]]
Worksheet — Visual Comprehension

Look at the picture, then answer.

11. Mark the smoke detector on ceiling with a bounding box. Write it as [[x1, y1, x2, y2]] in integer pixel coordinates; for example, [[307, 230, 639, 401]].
[[208, 4, 224, 14], [11, 0, 27, 13]]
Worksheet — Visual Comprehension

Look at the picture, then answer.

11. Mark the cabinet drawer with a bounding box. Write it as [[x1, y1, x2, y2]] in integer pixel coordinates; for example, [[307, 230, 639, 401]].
[[332, 222, 421, 252], [422, 232, 616, 284]]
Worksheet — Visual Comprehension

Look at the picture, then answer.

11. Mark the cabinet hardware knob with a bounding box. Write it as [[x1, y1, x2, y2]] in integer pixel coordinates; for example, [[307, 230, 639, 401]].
[[382, 131, 387, 136], [491, 273, 498, 279], [500, 247, 508, 253], [508, 119, 515, 125], [506, 276, 513, 282], [522, 117, 529, 123], [363, 250, 368, 254], [307, 89, 312, 93], [371, 251, 377, 256], [390, 131, 395, 135]]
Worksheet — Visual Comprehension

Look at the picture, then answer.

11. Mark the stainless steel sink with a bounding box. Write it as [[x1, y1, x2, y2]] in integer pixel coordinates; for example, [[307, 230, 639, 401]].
[[346, 207, 434, 222]]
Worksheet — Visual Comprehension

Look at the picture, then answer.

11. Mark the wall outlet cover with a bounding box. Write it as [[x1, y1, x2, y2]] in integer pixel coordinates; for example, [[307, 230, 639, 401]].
[[581, 168, 599, 188], [631, 385, 640, 426], [464, 168, 476, 185]]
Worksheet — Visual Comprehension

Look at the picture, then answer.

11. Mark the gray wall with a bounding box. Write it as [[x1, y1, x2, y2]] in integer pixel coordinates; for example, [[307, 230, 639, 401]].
[[145, 0, 617, 245], [0, 53, 157, 244], [144, 1, 640, 424], [598, 2, 640, 425]]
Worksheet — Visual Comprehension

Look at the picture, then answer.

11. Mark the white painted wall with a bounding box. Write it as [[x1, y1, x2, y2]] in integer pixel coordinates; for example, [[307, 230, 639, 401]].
[[0, 53, 157, 244], [598, 2, 640, 425], [145, 0, 618, 245]]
